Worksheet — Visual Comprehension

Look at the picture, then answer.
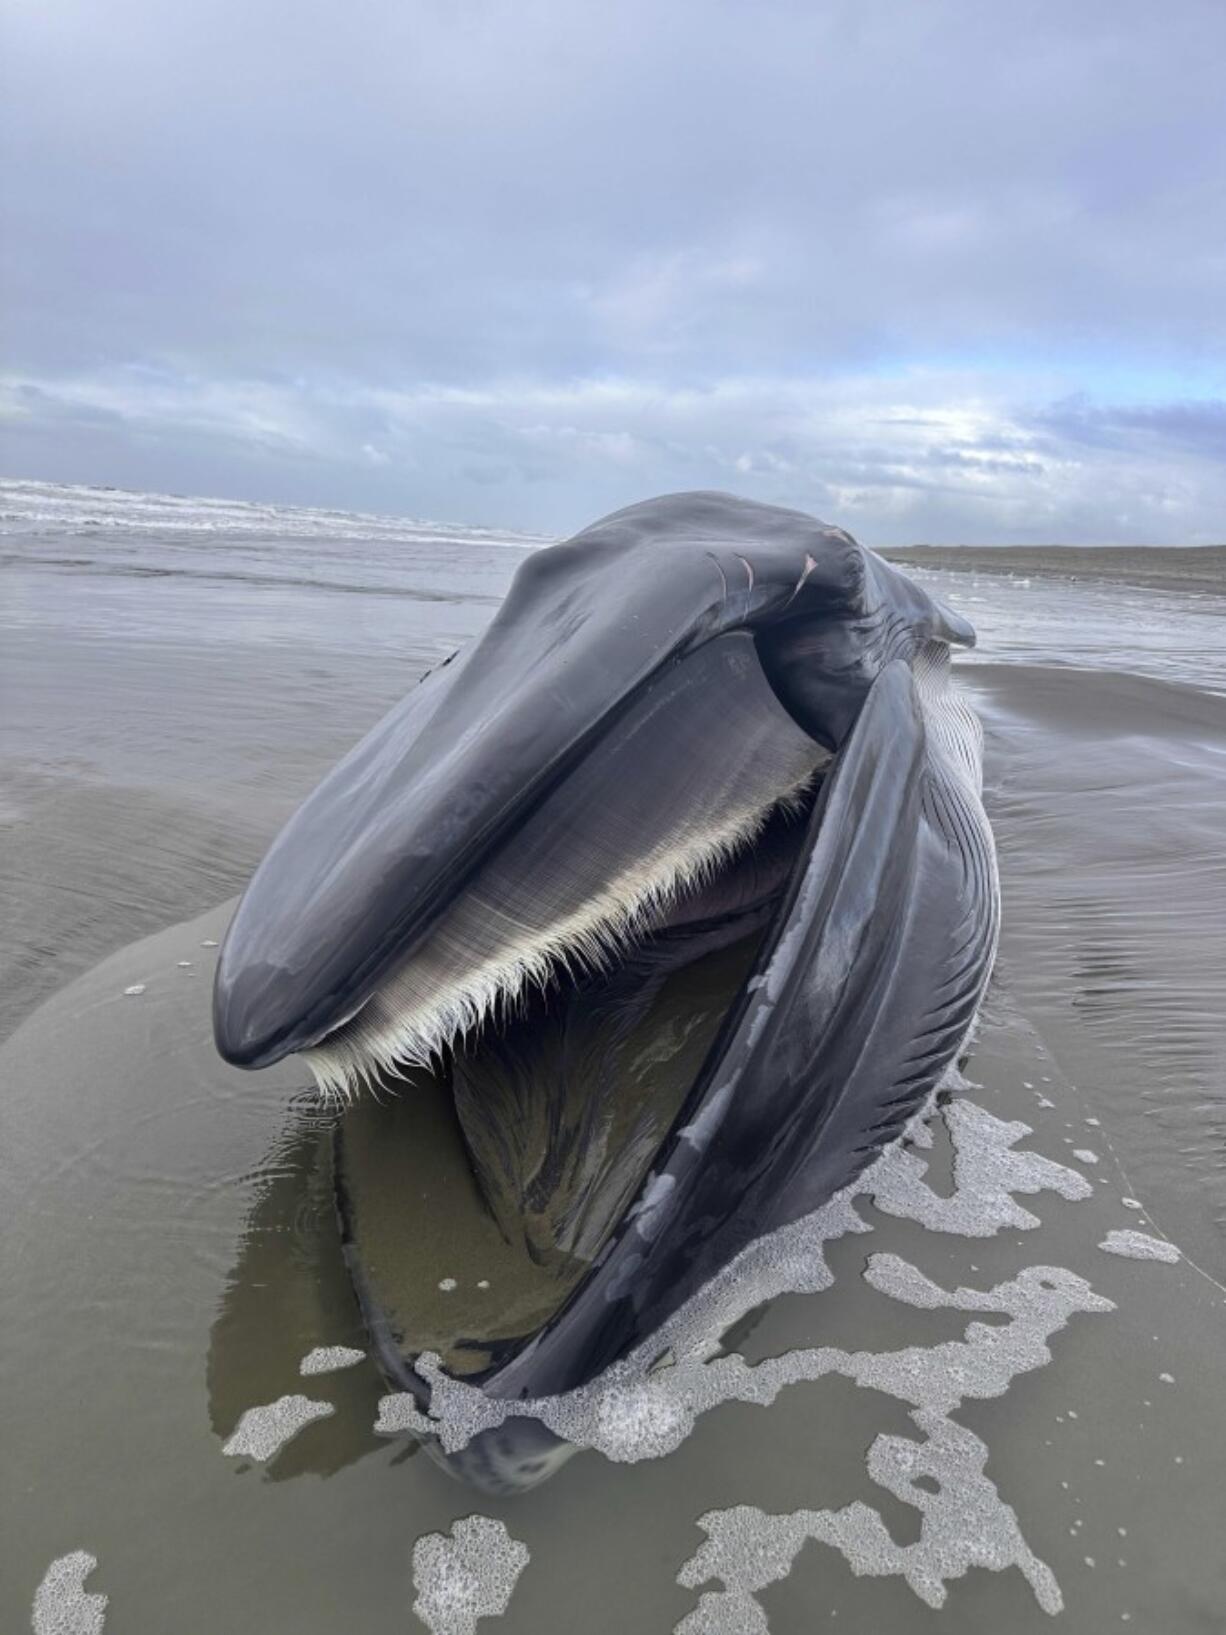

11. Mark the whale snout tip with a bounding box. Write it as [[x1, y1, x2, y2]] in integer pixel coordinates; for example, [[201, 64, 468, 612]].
[[212, 953, 303, 1070]]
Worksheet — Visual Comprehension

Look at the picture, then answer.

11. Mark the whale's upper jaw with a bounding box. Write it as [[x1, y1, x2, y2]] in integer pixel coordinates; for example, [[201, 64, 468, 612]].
[[212, 493, 870, 1073], [213, 492, 970, 1077]]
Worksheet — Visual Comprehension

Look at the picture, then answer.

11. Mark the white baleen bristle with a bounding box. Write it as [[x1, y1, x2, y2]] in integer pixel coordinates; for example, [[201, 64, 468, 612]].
[[301, 782, 811, 1105]]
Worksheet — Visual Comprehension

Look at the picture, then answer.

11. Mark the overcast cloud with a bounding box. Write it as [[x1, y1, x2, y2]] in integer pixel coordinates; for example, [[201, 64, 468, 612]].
[[2, 0, 1223, 541]]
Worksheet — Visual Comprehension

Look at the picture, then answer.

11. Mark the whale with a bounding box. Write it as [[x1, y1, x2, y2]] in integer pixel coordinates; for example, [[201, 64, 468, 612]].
[[213, 491, 998, 1484]]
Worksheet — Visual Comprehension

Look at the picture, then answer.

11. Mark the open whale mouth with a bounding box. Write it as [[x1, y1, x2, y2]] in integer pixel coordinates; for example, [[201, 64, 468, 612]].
[[324, 636, 830, 1380], [238, 634, 828, 1378], [214, 492, 997, 1406], [304, 632, 826, 1101]]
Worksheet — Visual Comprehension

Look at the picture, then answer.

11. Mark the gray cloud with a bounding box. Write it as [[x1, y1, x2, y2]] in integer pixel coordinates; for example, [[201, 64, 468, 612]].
[[2, 0, 1223, 539]]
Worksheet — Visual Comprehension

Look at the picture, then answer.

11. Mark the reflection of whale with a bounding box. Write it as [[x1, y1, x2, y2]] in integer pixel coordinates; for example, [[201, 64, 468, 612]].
[[213, 492, 998, 1475], [205, 1109, 391, 1483]]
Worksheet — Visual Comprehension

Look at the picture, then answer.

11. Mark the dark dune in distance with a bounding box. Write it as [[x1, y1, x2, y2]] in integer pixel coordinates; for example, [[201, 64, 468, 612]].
[[881, 542, 1226, 595]]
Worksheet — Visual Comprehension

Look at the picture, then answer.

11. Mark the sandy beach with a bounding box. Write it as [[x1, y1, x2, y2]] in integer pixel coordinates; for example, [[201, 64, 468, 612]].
[[3, 485, 1225, 1632]]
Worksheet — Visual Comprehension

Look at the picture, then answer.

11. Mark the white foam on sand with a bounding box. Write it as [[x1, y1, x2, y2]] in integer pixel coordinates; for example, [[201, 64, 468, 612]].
[[1099, 1229, 1180, 1264], [671, 1252, 1111, 1626], [379, 1085, 1115, 1617], [377, 1094, 1101, 1462], [866, 1099, 1092, 1234], [411, 1517, 529, 1635], [31, 1551, 107, 1635], [299, 1345, 366, 1376], [222, 1394, 335, 1461], [675, 1413, 1063, 1627]]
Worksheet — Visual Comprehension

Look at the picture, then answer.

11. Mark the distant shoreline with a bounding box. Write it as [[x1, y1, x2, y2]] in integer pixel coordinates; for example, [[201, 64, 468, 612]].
[[880, 543, 1226, 596]]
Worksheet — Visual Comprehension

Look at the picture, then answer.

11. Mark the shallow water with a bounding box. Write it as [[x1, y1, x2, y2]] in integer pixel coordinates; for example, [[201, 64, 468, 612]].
[[2, 482, 1225, 1631], [916, 563, 1226, 697]]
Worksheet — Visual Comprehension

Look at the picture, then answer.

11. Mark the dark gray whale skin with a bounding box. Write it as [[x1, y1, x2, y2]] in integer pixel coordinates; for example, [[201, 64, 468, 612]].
[[213, 492, 997, 1459], [214, 491, 972, 1067]]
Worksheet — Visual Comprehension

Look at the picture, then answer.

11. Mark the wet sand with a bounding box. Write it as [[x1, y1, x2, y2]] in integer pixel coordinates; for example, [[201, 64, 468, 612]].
[[964, 662, 1226, 1272], [4, 848, 1224, 1632], [0, 631, 415, 1037], [3, 492, 1225, 1631]]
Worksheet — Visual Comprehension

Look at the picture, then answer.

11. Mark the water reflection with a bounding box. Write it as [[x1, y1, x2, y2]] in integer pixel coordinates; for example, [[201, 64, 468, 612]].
[[207, 1104, 394, 1481]]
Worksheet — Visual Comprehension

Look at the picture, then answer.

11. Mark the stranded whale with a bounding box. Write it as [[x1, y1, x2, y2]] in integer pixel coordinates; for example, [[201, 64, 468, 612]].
[[213, 491, 998, 1475]]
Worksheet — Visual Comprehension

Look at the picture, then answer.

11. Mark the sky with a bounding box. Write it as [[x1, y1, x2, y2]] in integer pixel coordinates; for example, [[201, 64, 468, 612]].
[[2, 0, 1224, 543]]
